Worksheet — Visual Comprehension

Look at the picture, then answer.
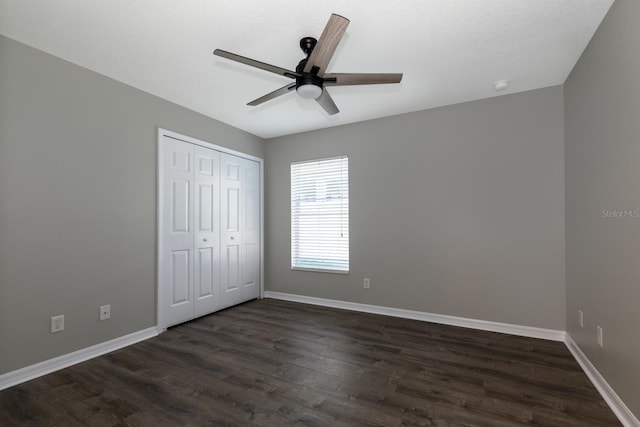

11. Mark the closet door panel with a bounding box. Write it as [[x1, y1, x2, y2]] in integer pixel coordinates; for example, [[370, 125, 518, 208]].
[[194, 146, 219, 317], [241, 158, 260, 300], [161, 138, 195, 327], [220, 153, 243, 308], [226, 245, 240, 289], [196, 247, 213, 293], [171, 250, 190, 303]]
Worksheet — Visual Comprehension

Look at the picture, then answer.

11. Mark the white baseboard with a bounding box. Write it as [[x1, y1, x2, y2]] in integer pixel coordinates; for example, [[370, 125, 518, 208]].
[[564, 335, 639, 427], [0, 327, 158, 391], [263, 291, 566, 341]]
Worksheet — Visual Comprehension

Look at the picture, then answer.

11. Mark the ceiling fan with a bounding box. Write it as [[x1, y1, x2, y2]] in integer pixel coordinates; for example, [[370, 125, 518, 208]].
[[213, 13, 403, 115]]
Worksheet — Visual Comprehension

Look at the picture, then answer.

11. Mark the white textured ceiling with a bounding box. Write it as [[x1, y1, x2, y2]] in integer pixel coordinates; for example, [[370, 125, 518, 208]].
[[0, 0, 613, 139]]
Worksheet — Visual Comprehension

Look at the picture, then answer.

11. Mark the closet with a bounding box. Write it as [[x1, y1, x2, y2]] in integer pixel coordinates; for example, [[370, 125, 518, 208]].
[[158, 131, 261, 329]]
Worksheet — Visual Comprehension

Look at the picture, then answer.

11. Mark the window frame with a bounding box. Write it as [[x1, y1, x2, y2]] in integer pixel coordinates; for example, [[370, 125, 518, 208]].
[[290, 155, 349, 274]]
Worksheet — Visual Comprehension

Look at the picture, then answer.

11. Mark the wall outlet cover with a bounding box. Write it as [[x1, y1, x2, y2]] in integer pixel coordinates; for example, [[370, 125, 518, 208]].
[[51, 315, 64, 333], [100, 305, 111, 321], [597, 325, 603, 347], [578, 310, 584, 328]]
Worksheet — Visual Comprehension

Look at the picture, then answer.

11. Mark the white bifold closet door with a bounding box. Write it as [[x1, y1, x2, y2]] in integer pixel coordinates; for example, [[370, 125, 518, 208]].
[[220, 153, 260, 308], [160, 136, 260, 328], [193, 146, 220, 318]]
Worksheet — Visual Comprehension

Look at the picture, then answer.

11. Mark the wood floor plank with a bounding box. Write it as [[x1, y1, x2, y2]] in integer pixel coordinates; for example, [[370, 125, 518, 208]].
[[0, 299, 621, 426]]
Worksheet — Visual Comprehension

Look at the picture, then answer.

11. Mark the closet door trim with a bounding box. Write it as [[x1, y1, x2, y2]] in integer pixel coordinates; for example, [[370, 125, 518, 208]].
[[157, 128, 264, 333]]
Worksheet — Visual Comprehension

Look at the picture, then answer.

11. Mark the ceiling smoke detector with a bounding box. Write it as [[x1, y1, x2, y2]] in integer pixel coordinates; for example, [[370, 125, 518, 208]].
[[493, 80, 509, 91]]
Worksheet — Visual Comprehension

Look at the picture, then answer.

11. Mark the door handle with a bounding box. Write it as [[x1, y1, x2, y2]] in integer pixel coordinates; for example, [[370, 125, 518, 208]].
[[203, 238, 208, 242]]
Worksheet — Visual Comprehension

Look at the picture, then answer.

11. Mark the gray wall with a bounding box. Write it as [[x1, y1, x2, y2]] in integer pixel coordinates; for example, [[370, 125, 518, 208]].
[[265, 86, 566, 330], [0, 36, 264, 374], [565, 0, 640, 417]]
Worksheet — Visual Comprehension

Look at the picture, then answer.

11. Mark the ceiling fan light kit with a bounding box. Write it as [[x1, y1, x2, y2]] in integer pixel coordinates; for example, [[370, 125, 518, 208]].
[[214, 14, 403, 115], [296, 84, 322, 99]]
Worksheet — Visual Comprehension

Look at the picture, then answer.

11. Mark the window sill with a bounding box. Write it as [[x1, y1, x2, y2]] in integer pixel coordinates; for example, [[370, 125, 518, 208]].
[[291, 267, 349, 275]]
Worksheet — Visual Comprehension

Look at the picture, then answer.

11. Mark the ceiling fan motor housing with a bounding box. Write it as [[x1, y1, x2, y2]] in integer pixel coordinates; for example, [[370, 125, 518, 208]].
[[295, 54, 323, 98], [296, 59, 323, 85]]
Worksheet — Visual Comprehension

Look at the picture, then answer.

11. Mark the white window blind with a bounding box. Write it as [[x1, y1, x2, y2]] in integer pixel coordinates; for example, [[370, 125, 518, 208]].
[[291, 156, 349, 273]]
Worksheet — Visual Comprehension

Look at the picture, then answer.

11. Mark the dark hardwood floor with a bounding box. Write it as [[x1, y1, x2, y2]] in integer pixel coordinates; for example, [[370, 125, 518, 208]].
[[0, 299, 620, 426]]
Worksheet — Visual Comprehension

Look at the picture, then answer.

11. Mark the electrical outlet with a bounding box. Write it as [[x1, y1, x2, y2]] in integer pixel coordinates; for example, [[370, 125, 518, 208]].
[[100, 304, 111, 321], [363, 278, 370, 289], [51, 315, 64, 333], [578, 310, 584, 328], [597, 325, 603, 347]]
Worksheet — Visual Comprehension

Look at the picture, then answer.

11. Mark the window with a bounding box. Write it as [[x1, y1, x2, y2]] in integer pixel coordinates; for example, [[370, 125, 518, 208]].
[[291, 156, 349, 273]]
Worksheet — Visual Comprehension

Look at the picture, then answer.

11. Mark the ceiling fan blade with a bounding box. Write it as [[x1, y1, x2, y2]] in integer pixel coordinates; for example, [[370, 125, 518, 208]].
[[315, 89, 339, 115], [323, 73, 403, 86], [303, 14, 350, 76], [247, 83, 297, 106], [214, 49, 300, 79]]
